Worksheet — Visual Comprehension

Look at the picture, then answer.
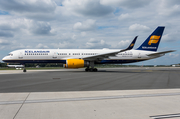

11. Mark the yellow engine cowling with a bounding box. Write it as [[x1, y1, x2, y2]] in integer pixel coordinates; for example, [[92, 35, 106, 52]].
[[63, 59, 89, 68]]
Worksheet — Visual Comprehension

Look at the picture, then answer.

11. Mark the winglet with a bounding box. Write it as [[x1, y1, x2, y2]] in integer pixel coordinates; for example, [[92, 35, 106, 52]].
[[121, 36, 138, 52], [83, 36, 138, 60], [127, 36, 138, 50]]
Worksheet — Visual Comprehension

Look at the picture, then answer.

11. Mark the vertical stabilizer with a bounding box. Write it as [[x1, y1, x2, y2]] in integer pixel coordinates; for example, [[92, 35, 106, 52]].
[[136, 26, 165, 51]]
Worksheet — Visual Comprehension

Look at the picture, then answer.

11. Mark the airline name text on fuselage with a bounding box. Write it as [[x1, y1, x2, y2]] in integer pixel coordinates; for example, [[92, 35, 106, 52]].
[[25, 50, 50, 53]]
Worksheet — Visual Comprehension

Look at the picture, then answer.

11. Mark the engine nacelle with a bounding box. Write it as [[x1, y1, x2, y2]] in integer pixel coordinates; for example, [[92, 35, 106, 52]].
[[63, 59, 89, 68]]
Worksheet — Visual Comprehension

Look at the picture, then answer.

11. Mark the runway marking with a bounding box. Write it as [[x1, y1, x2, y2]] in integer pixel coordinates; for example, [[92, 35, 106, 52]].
[[0, 92, 180, 105], [150, 113, 180, 119]]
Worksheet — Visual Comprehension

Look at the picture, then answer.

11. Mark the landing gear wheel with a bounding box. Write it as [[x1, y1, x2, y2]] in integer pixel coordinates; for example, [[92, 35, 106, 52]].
[[85, 68, 98, 72], [23, 69, 26, 72], [85, 68, 89, 72], [93, 68, 98, 72]]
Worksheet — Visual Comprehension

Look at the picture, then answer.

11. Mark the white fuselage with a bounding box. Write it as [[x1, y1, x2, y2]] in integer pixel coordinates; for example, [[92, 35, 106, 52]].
[[2, 49, 159, 64]]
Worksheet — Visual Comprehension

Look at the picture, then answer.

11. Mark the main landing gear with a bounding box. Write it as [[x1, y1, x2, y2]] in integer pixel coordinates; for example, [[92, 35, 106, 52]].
[[85, 67, 98, 72], [85, 61, 98, 72]]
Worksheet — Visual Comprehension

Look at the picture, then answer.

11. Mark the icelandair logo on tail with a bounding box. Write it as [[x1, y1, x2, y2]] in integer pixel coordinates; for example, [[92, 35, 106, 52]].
[[148, 35, 160, 45], [130, 43, 134, 47]]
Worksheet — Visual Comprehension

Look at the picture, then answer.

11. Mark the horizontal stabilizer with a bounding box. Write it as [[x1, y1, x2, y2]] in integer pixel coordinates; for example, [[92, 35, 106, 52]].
[[147, 50, 176, 56]]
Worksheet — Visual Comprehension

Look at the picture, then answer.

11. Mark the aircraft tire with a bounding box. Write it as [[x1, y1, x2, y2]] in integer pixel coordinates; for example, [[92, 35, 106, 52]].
[[23, 69, 26, 72], [93, 68, 98, 72], [85, 68, 89, 72], [85, 68, 98, 72]]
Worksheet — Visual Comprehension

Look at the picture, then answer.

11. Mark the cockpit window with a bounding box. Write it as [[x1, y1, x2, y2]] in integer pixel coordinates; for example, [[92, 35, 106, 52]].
[[8, 53, 13, 56]]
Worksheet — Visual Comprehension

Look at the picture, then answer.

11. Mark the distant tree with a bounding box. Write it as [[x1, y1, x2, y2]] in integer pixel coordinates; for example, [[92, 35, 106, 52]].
[[0, 62, 7, 67]]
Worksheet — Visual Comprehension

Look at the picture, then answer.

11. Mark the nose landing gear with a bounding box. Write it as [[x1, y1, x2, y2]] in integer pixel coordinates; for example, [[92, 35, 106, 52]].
[[23, 68, 26, 72], [22, 64, 26, 72]]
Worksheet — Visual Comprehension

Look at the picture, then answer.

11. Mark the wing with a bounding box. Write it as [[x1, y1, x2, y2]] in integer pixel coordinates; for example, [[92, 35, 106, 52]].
[[147, 50, 176, 56], [83, 36, 138, 61]]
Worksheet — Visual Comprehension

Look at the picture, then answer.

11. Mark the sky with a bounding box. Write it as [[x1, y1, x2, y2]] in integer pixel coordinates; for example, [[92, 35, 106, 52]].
[[0, 0, 179, 65]]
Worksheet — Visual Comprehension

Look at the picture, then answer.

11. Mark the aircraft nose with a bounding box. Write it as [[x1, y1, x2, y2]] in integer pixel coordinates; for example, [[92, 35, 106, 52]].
[[2, 56, 7, 62]]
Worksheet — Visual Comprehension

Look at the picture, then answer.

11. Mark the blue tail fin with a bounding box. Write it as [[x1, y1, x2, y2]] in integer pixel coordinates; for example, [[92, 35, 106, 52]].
[[136, 26, 165, 51]]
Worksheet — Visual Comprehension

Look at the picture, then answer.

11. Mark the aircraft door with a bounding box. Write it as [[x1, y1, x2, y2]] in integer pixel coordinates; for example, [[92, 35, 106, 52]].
[[18, 52, 23, 59], [53, 52, 57, 59], [138, 53, 141, 58]]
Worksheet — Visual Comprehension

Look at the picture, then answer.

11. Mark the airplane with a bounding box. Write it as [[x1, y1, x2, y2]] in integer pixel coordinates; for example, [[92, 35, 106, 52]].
[[2, 26, 175, 72], [7, 64, 24, 70], [7, 64, 24, 68]]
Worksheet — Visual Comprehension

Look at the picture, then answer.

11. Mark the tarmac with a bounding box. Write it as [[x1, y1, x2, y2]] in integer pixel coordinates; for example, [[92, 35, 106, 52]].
[[0, 67, 180, 119]]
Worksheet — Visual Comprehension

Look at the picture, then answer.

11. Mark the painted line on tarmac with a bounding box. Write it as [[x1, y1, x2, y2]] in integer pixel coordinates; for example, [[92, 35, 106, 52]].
[[0, 92, 180, 105]]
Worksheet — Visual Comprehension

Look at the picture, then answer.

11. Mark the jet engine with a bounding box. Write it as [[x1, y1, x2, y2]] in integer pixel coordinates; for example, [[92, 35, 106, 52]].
[[63, 59, 89, 68]]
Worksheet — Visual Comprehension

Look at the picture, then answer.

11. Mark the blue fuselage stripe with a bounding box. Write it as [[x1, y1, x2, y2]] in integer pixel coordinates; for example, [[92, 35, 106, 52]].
[[3, 60, 66, 64], [97, 60, 145, 64], [3, 59, 146, 64]]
